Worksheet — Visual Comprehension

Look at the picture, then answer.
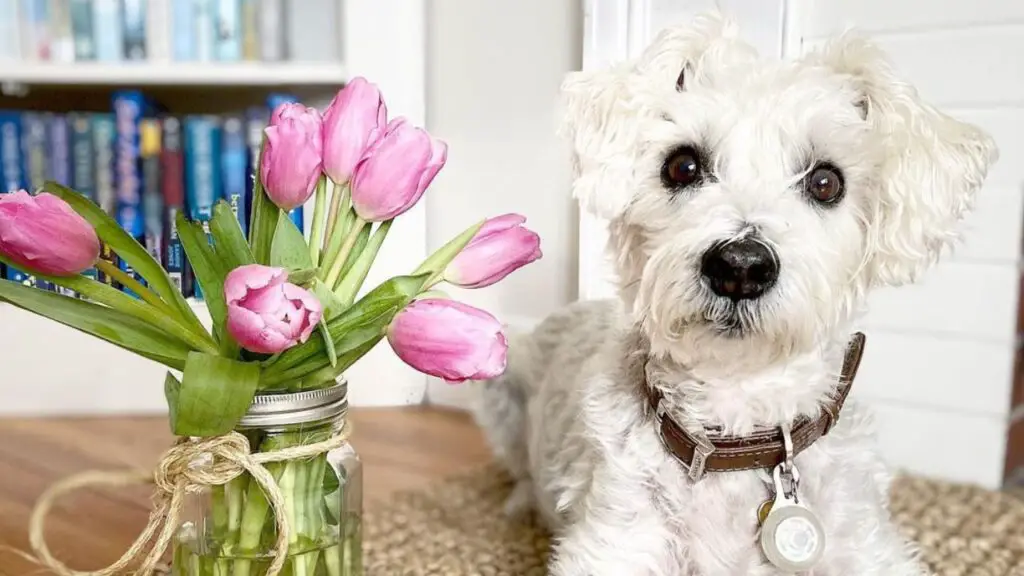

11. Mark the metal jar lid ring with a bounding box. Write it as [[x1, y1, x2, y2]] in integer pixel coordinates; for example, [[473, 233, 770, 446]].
[[237, 380, 348, 428]]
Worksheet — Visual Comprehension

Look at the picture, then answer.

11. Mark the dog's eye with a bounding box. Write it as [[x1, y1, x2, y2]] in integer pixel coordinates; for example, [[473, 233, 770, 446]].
[[662, 147, 703, 189], [804, 163, 845, 205]]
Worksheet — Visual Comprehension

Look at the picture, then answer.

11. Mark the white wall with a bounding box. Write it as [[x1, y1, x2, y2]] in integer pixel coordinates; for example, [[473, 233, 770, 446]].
[[423, 0, 583, 407]]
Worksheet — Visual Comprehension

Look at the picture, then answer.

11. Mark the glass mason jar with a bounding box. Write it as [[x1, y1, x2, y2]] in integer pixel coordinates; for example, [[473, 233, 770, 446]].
[[171, 381, 362, 576]]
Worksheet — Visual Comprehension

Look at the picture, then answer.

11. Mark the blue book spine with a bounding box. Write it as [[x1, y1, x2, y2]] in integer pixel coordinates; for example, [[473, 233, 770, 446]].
[[289, 206, 303, 234], [162, 117, 187, 296], [120, 0, 146, 60], [172, 0, 194, 60], [215, 0, 241, 61], [48, 114, 74, 295], [194, 0, 216, 62], [70, 0, 95, 60], [21, 112, 53, 291], [141, 118, 163, 272], [113, 90, 146, 295], [48, 114, 71, 186], [92, 0, 122, 61], [244, 106, 268, 228], [184, 115, 222, 300], [92, 113, 117, 286], [221, 116, 247, 237], [69, 113, 98, 289], [0, 112, 28, 283]]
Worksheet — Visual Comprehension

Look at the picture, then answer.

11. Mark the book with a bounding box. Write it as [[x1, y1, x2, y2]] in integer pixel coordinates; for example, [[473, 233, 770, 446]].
[[49, 114, 76, 295], [0, 111, 30, 284], [92, 0, 122, 61], [289, 205, 303, 234], [69, 113, 99, 288], [215, 0, 241, 61], [92, 113, 117, 286], [221, 115, 247, 237], [240, 0, 258, 60], [171, 0, 194, 61], [141, 118, 163, 272], [20, 0, 50, 61], [258, 0, 285, 61], [112, 90, 147, 295], [0, 0, 21, 61], [145, 0, 170, 61], [120, 0, 146, 60], [285, 0, 335, 62], [161, 116, 189, 296], [21, 112, 54, 290], [48, 0, 74, 62], [69, 0, 94, 60], [243, 106, 267, 229], [184, 115, 222, 300], [193, 0, 216, 62]]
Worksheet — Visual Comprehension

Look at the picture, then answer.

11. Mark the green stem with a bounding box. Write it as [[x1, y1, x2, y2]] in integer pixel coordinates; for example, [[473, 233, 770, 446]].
[[308, 175, 329, 267], [66, 272, 219, 355], [95, 258, 175, 317], [333, 219, 392, 305], [324, 219, 367, 288], [321, 179, 343, 252]]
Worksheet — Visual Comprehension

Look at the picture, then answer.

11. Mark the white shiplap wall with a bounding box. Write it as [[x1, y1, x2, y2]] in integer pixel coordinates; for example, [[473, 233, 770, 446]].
[[789, 0, 1024, 488]]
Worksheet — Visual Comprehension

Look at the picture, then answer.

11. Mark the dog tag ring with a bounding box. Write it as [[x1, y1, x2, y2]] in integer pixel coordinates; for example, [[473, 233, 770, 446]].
[[759, 425, 826, 572]]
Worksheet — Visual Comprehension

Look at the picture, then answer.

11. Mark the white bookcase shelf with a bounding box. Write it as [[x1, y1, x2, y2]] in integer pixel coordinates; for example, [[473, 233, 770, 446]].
[[0, 62, 348, 87]]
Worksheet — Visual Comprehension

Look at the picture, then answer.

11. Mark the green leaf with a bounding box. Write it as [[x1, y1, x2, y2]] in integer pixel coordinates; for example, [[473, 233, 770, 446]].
[[164, 372, 182, 430], [210, 201, 255, 270], [270, 211, 313, 270], [309, 278, 347, 321], [334, 219, 391, 306], [260, 320, 388, 388], [42, 181, 204, 336], [335, 224, 372, 288], [261, 273, 430, 380], [176, 213, 238, 357], [0, 279, 192, 369], [291, 337, 381, 391], [318, 317, 337, 368], [247, 141, 281, 265], [287, 268, 318, 286], [412, 218, 485, 276], [172, 352, 261, 437]]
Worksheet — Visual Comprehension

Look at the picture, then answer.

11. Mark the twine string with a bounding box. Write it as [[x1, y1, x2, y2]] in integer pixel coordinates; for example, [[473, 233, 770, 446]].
[[22, 423, 350, 576]]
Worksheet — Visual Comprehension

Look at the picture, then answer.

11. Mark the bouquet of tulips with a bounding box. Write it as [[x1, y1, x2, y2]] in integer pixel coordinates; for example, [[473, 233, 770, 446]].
[[0, 77, 540, 576]]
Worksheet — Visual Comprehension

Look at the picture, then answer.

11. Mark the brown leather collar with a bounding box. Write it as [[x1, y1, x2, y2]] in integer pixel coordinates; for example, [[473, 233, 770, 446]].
[[644, 333, 866, 481]]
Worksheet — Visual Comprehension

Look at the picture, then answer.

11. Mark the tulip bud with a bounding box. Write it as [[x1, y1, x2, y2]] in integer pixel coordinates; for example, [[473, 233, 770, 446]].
[[225, 264, 323, 354], [261, 103, 324, 211], [387, 298, 507, 383], [0, 190, 100, 276], [444, 214, 542, 289], [322, 77, 388, 184], [350, 118, 447, 222]]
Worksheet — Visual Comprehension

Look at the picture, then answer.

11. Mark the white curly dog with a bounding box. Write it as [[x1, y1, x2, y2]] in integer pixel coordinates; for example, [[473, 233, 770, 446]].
[[474, 12, 998, 576]]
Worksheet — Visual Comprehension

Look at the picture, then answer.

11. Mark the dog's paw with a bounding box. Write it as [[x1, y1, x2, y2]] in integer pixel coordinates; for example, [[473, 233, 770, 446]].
[[503, 479, 535, 520]]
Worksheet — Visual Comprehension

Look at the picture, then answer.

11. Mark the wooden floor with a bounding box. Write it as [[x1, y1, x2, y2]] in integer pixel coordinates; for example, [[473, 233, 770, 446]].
[[0, 407, 492, 575]]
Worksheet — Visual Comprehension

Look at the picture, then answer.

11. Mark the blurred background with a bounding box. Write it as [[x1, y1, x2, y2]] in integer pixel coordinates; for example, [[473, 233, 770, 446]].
[[0, 0, 1020, 493]]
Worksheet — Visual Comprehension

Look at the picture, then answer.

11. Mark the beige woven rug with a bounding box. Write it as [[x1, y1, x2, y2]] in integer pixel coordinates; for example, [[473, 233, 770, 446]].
[[364, 464, 1024, 576]]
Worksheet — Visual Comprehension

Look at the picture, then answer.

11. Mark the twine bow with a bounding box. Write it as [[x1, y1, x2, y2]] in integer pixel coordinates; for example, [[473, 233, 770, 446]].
[[22, 423, 350, 576]]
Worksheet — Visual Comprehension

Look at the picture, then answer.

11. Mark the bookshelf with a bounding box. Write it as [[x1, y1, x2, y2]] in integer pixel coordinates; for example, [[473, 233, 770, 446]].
[[0, 62, 349, 88], [0, 0, 430, 415]]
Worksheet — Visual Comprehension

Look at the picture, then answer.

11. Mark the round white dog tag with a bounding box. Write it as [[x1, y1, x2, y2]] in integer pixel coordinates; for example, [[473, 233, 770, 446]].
[[759, 464, 826, 572]]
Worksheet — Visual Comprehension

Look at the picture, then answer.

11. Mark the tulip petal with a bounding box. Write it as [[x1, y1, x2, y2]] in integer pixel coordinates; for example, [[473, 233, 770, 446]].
[[0, 191, 101, 276], [224, 264, 288, 303]]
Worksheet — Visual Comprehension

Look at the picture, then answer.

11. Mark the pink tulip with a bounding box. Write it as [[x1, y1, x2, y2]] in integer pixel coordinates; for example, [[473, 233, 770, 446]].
[[261, 103, 324, 211], [322, 77, 388, 184], [350, 118, 447, 222], [225, 264, 323, 354], [445, 214, 542, 289], [0, 190, 100, 276], [387, 298, 507, 383]]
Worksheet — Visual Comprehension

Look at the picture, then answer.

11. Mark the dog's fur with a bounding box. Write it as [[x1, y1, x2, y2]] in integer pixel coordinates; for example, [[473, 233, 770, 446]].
[[473, 13, 997, 576]]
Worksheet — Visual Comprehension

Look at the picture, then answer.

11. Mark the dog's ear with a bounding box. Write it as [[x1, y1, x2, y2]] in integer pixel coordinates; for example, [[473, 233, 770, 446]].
[[559, 65, 639, 220], [812, 35, 998, 287], [560, 12, 741, 220]]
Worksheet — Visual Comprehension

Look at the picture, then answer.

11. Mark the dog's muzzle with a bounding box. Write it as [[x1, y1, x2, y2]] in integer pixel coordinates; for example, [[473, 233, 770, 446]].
[[700, 238, 779, 301]]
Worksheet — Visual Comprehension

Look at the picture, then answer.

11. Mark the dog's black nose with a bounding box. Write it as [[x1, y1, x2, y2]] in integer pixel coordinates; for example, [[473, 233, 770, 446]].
[[701, 239, 778, 301]]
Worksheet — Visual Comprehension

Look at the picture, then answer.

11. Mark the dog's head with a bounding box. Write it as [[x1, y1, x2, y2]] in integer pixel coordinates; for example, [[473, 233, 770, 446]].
[[562, 13, 997, 362]]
